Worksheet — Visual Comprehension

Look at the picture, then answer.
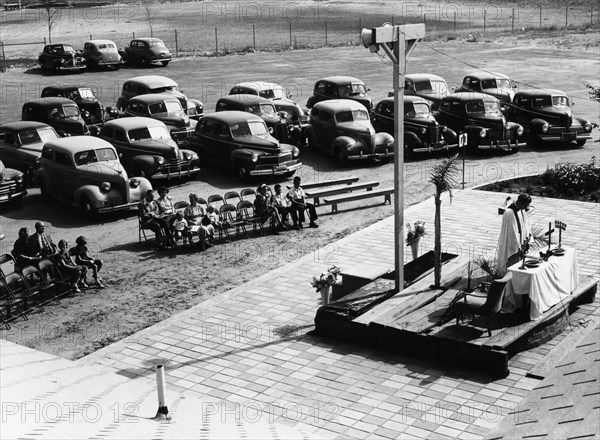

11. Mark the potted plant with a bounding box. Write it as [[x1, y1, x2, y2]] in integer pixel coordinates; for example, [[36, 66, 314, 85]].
[[311, 266, 341, 306], [406, 220, 426, 260]]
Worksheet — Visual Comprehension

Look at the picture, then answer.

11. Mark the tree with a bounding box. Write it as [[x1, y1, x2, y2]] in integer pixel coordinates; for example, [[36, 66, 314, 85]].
[[144, 3, 154, 37], [42, 0, 61, 43], [428, 154, 460, 288]]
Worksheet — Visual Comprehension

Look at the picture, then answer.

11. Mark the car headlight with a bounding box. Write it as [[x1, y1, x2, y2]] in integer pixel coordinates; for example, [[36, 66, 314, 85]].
[[292, 147, 300, 158], [268, 127, 274, 134], [251, 154, 259, 163], [441, 125, 447, 132], [517, 126, 524, 136], [479, 129, 487, 138], [584, 123, 592, 132], [541, 123, 549, 134], [15, 174, 24, 183], [420, 127, 427, 134], [100, 182, 111, 193], [386, 137, 394, 147], [129, 178, 141, 188], [155, 156, 165, 165], [184, 152, 192, 160]]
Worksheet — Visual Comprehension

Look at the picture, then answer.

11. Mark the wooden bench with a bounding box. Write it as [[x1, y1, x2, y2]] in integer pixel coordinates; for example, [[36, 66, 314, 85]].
[[306, 181, 379, 206], [286, 176, 359, 190], [323, 187, 394, 213]]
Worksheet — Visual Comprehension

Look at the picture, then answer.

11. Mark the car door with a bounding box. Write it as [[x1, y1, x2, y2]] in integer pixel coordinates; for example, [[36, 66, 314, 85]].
[[196, 119, 228, 166], [437, 99, 463, 132], [512, 95, 531, 127], [53, 149, 77, 201], [0, 131, 20, 168]]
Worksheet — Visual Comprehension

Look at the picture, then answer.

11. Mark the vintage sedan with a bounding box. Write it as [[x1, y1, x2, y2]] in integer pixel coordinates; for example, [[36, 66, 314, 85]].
[[454, 72, 515, 111], [216, 94, 303, 147], [22, 98, 89, 136], [98, 117, 200, 180], [121, 37, 171, 67], [0, 121, 60, 181], [372, 96, 459, 156], [305, 100, 394, 165], [123, 94, 196, 145], [116, 75, 203, 120], [306, 76, 373, 112], [511, 89, 593, 147], [41, 85, 117, 125], [82, 40, 123, 70], [229, 81, 308, 127], [38, 44, 86, 71], [435, 92, 525, 153], [189, 111, 302, 180], [0, 160, 27, 205], [389, 73, 449, 110], [35, 137, 152, 216]]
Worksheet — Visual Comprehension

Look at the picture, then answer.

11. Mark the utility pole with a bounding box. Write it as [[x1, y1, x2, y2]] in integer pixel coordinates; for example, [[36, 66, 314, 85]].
[[360, 23, 425, 293]]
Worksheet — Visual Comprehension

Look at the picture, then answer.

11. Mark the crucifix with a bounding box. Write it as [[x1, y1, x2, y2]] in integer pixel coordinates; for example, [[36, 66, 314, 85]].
[[519, 237, 531, 270], [555, 220, 567, 249], [545, 221, 555, 252]]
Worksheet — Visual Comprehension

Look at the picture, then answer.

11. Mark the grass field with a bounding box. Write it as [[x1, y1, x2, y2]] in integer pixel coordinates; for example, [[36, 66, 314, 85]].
[[1, 0, 599, 61]]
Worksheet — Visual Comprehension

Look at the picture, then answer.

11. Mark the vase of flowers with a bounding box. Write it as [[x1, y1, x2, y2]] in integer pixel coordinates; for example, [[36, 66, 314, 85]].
[[406, 221, 426, 260], [311, 265, 341, 305]]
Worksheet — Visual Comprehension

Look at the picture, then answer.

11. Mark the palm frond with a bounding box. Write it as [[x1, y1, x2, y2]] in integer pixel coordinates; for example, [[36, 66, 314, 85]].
[[429, 154, 460, 200]]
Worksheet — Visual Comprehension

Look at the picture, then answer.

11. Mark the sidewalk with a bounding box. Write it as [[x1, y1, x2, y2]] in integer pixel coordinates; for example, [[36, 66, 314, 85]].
[[2, 189, 599, 439]]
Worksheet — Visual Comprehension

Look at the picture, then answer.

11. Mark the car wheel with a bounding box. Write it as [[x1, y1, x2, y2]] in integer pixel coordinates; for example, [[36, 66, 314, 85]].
[[237, 164, 249, 181], [133, 166, 146, 178], [576, 139, 586, 147], [284, 171, 296, 178], [80, 196, 97, 218], [161, 60, 169, 67], [23, 166, 34, 185], [39, 179, 49, 199], [307, 131, 317, 149], [335, 148, 347, 166], [10, 196, 23, 206]]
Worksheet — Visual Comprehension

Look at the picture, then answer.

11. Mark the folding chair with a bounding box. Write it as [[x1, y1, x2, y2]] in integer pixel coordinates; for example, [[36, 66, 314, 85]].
[[0, 278, 28, 329], [3, 272, 44, 313], [207, 194, 225, 211], [138, 216, 156, 243], [237, 200, 264, 233], [219, 204, 247, 238], [21, 264, 60, 306], [37, 259, 67, 304], [224, 191, 242, 206], [174, 201, 190, 212], [240, 188, 256, 201], [197, 197, 208, 211], [0, 253, 17, 279]]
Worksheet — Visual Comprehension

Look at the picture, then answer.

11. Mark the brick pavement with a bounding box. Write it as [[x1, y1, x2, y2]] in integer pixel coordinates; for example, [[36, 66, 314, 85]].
[[2, 189, 599, 439]]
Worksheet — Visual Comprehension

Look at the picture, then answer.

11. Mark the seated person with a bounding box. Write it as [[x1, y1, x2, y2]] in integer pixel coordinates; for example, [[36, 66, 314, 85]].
[[172, 212, 193, 246], [28, 221, 58, 258], [138, 190, 172, 247], [156, 186, 177, 227], [71, 236, 104, 288], [271, 184, 296, 225], [287, 176, 319, 229], [12, 227, 41, 270], [56, 239, 87, 293], [184, 194, 209, 250], [202, 206, 220, 243], [254, 184, 285, 234]]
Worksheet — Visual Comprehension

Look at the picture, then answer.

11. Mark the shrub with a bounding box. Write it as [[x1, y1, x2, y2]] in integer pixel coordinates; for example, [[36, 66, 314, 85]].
[[541, 156, 600, 196]]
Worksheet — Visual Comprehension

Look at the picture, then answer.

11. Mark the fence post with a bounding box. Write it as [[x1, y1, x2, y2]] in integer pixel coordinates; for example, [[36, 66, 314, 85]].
[[44, 37, 47, 46], [90, 34, 92, 40], [325, 20, 327, 46], [483, 10, 486, 35], [289, 21, 292, 48], [253, 24, 255, 50], [565, 2, 568, 29], [133, 32, 135, 39], [512, 8, 515, 32], [454, 11, 457, 36], [391, 14, 394, 25], [174, 29, 178, 57], [539, 3, 542, 27], [214, 26, 218, 54], [591, 1, 594, 25], [1, 42, 5, 72]]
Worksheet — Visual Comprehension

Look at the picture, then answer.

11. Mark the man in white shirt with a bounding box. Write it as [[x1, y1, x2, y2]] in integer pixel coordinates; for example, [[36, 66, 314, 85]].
[[287, 176, 318, 229], [497, 193, 532, 274]]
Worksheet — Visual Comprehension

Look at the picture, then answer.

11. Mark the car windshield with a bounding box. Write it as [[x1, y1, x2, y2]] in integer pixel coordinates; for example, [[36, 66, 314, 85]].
[[74, 148, 117, 166], [148, 101, 183, 115], [338, 83, 367, 96], [481, 78, 511, 90], [128, 125, 171, 141], [404, 102, 431, 117], [246, 103, 277, 117], [18, 127, 58, 145], [259, 87, 286, 100], [98, 43, 116, 50], [150, 85, 178, 93], [148, 40, 166, 48], [51, 105, 80, 119], [77, 88, 95, 99], [552, 95, 569, 107], [335, 110, 369, 123], [465, 100, 502, 115], [230, 120, 268, 138], [532, 95, 569, 107], [63, 45, 75, 53]]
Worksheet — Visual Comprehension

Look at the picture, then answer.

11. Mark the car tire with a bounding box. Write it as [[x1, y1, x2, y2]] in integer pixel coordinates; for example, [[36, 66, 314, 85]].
[[39, 178, 49, 199], [23, 166, 34, 185], [576, 139, 586, 147], [161, 61, 169, 67], [80, 196, 97, 218], [283, 171, 296, 178], [335, 148, 347, 166], [307, 131, 317, 149]]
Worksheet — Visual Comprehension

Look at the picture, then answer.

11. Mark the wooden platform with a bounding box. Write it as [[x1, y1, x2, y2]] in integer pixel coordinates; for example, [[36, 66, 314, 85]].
[[315, 259, 598, 377]]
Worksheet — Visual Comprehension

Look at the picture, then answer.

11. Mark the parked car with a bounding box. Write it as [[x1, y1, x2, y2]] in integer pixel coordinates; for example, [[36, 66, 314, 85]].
[[41, 85, 117, 125], [122, 94, 196, 145], [216, 94, 303, 147], [435, 92, 525, 153], [98, 117, 200, 180], [22, 98, 89, 136], [189, 111, 302, 180], [0, 121, 60, 182], [389, 73, 449, 110], [510, 89, 593, 147], [120, 37, 171, 66], [229, 81, 308, 127], [0, 160, 27, 205], [82, 40, 123, 70], [454, 71, 514, 112], [38, 43, 86, 71], [306, 76, 373, 112], [116, 75, 203, 120], [35, 136, 152, 216], [305, 99, 394, 165], [372, 96, 459, 156]]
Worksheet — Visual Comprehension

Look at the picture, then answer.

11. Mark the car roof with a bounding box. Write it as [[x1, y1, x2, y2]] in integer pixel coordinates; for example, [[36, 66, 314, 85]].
[[515, 88, 566, 97], [444, 92, 500, 102], [132, 37, 164, 43], [405, 73, 446, 82], [377, 96, 430, 106], [1, 121, 53, 132], [124, 75, 178, 88], [463, 71, 510, 80], [24, 97, 78, 106], [318, 76, 365, 85], [203, 111, 264, 124], [42, 85, 87, 93], [85, 40, 117, 46], [233, 81, 283, 91], [314, 99, 369, 112], [218, 94, 273, 105], [104, 116, 167, 129], [45, 136, 114, 153], [45, 43, 71, 48], [129, 93, 181, 104]]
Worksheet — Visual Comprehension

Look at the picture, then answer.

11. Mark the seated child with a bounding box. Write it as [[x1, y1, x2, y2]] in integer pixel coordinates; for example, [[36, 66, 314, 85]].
[[172, 212, 192, 245], [56, 239, 87, 293]]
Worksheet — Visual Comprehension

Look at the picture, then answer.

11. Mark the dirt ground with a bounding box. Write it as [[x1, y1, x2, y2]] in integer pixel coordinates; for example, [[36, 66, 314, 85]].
[[0, 28, 599, 359]]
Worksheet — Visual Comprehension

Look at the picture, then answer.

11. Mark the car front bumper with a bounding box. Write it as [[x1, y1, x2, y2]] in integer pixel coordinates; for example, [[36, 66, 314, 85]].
[[97, 200, 139, 214], [0, 187, 27, 203], [250, 161, 303, 176], [539, 132, 593, 143], [347, 148, 394, 161], [475, 140, 525, 150], [151, 165, 201, 180], [413, 142, 460, 154]]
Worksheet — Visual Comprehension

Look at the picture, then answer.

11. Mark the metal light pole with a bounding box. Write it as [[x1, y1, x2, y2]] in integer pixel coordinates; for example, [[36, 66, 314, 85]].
[[361, 24, 425, 293]]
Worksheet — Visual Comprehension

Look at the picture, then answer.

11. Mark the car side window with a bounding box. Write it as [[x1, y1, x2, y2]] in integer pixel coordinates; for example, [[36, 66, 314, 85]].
[[114, 129, 127, 142], [101, 126, 114, 139], [310, 107, 320, 119], [405, 80, 414, 92], [42, 147, 54, 160], [55, 151, 73, 167], [216, 123, 229, 138], [440, 101, 451, 111], [325, 83, 336, 97], [216, 102, 229, 112], [463, 78, 470, 85], [315, 82, 326, 95], [321, 111, 334, 123]]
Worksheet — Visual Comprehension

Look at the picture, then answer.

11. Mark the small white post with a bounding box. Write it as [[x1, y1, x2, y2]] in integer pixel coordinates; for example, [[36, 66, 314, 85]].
[[154, 364, 171, 420]]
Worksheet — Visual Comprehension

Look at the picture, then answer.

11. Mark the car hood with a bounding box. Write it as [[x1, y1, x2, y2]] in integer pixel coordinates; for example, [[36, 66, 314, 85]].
[[150, 114, 190, 127], [237, 135, 281, 152], [466, 115, 506, 127], [148, 47, 171, 56], [16, 142, 45, 156], [0, 163, 21, 181], [532, 105, 573, 119], [130, 139, 181, 156], [405, 114, 439, 126], [482, 88, 514, 101], [79, 160, 127, 180], [337, 121, 375, 134]]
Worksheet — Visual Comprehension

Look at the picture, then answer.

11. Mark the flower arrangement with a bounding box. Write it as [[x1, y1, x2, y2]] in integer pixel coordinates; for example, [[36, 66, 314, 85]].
[[311, 266, 341, 292], [406, 220, 426, 245]]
